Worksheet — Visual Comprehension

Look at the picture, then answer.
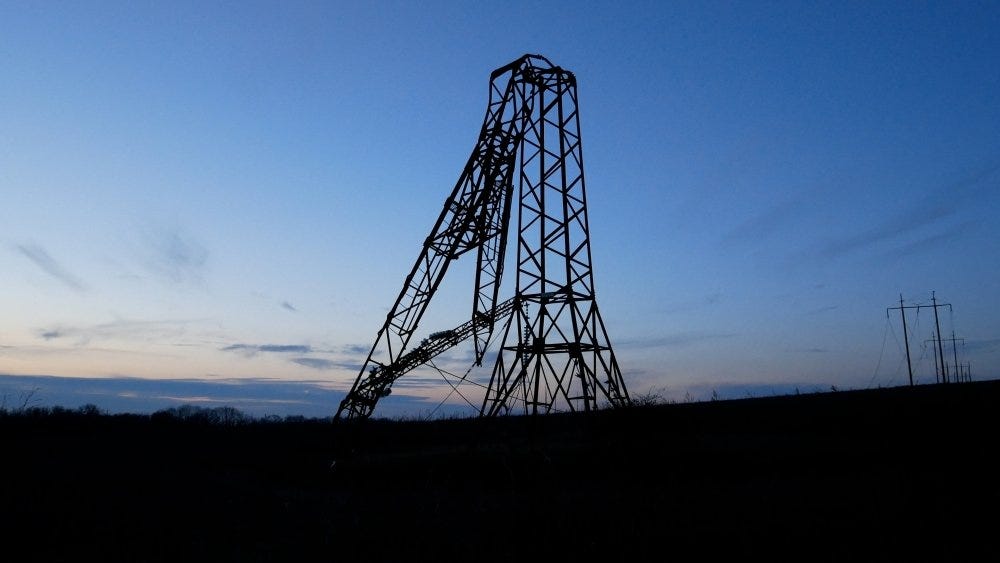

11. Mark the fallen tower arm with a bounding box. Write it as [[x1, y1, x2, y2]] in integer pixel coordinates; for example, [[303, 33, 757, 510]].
[[335, 59, 540, 420], [335, 298, 516, 417]]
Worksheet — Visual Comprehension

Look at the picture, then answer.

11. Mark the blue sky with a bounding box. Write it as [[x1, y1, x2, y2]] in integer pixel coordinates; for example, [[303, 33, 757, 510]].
[[2, 1, 999, 418]]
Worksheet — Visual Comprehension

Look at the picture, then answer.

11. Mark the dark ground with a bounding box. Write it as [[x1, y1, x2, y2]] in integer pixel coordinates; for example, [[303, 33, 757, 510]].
[[3, 381, 998, 561]]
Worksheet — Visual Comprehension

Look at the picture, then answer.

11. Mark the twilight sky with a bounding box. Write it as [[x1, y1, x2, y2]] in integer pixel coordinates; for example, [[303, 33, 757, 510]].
[[2, 1, 999, 418]]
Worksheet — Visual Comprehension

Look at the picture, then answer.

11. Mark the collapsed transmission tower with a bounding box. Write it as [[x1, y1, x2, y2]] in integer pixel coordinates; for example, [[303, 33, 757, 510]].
[[336, 54, 630, 420]]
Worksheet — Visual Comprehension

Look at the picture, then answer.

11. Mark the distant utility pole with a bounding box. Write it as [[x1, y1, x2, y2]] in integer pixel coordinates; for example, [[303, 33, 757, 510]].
[[959, 362, 972, 383], [928, 292, 951, 384], [942, 331, 965, 383], [887, 294, 917, 386], [888, 291, 954, 386]]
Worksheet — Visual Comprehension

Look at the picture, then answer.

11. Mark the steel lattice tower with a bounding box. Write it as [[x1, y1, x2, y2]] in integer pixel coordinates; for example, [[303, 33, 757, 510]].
[[481, 60, 629, 415], [336, 55, 629, 420]]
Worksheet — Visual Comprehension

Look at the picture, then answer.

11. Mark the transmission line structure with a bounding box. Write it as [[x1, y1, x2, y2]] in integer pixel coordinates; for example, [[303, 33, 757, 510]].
[[887, 291, 964, 386], [336, 55, 630, 420]]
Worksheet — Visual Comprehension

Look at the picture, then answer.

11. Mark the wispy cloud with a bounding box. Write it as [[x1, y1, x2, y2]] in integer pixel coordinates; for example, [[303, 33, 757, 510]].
[[805, 305, 838, 316], [334, 361, 365, 372], [36, 319, 194, 346], [881, 221, 977, 260], [220, 343, 313, 357], [293, 358, 365, 372], [141, 227, 208, 284], [292, 358, 336, 370], [963, 338, 1000, 355], [219, 342, 368, 372], [814, 164, 999, 260], [619, 331, 737, 350], [789, 347, 829, 354], [339, 344, 370, 355], [15, 243, 87, 291], [721, 199, 801, 247], [659, 292, 724, 315]]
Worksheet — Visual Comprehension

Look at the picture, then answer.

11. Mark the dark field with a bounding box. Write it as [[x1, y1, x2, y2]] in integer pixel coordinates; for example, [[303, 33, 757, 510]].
[[3, 381, 998, 561]]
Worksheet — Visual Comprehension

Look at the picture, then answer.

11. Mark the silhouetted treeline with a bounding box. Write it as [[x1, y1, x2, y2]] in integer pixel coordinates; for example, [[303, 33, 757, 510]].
[[0, 402, 334, 426], [0, 402, 106, 418]]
